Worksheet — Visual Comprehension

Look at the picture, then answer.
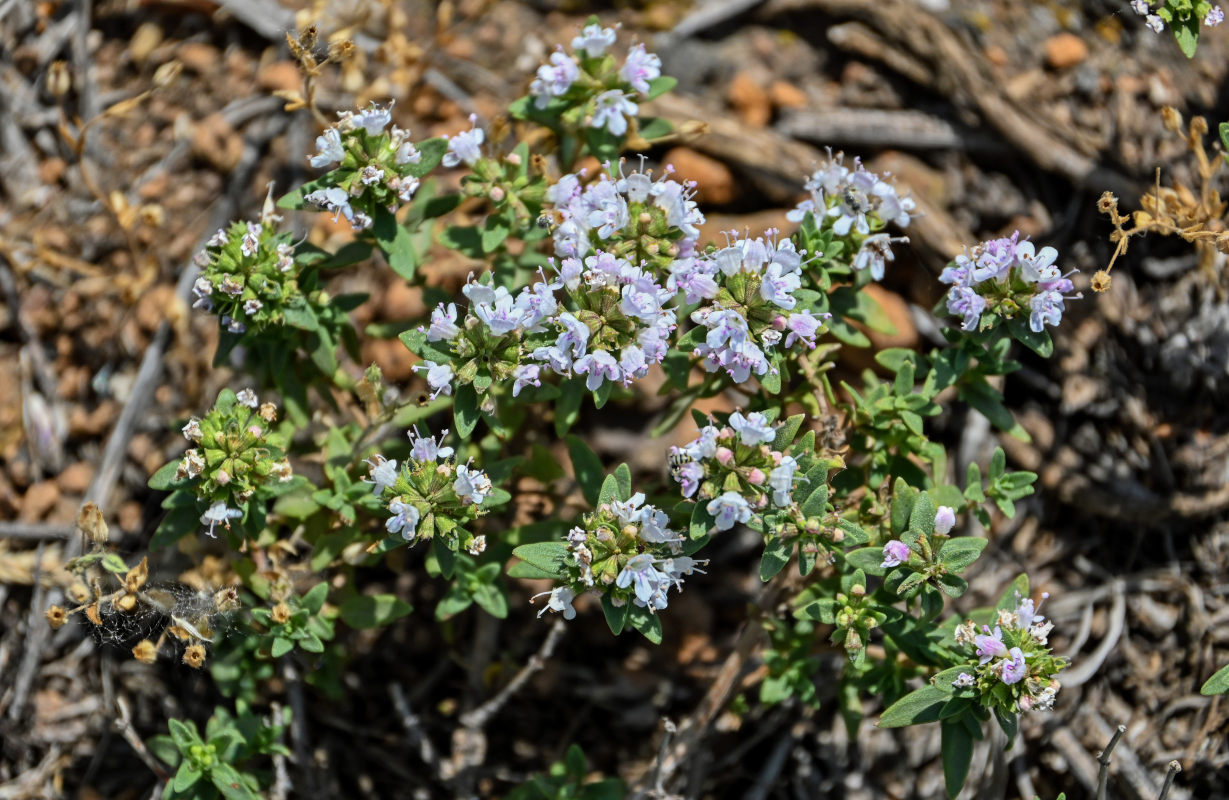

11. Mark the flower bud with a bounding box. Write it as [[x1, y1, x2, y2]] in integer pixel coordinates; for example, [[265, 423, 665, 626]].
[[715, 447, 734, 466], [46, 61, 71, 97], [747, 468, 765, 485], [489, 186, 506, 203]]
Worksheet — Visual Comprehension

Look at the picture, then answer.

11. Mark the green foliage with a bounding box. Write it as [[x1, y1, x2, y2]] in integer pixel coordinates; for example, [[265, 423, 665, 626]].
[[150, 701, 289, 800], [505, 745, 624, 800]]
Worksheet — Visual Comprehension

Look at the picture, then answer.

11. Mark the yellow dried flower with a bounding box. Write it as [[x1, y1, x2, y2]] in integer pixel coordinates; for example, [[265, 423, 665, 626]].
[[133, 640, 158, 664], [125, 557, 150, 594], [45, 605, 68, 629], [68, 581, 91, 605], [85, 602, 102, 626], [182, 644, 207, 669], [114, 593, 138, 613], [1091, 271, 1112, 293], [76, 502, 108, 545], [271, 602, 292, 625]]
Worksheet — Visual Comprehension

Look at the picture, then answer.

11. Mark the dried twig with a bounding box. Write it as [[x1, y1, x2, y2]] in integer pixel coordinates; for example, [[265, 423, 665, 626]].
[[390, 683, 441, 778], [4, 541, 48, 722], [1158, 761, 1182, 800], [116, 695, 170, 782], [0, 522, 74, 541], [459, 619, 565, 730], [1062, 580, 1127, 688], [1096, 725, 1127, 800]]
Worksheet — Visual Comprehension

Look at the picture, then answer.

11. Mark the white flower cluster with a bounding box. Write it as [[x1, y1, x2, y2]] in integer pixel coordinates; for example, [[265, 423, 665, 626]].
[[786, 150, 915, 281]]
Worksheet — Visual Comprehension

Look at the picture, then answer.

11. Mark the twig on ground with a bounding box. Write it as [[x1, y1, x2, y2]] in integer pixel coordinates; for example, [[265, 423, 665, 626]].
[[283, 660, 317, 796], [663, 0, 764, 39], [390, 683, 442, 778], [116, 694, 170, 782], [1096, 725, 1127, 800], [1063, 581, 1126, 688], [4, 541, 48, 722], [270, 702, 292, 800], [1158, 761, 1182, 800], [459, 619, 565, 730], [0, 522, 74, 541], [745, 727, 795, 800], [777, 108, 1010, 153]]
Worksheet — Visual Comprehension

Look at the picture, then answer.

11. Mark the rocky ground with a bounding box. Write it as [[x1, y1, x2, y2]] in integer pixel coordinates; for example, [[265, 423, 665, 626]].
[[1, 0, 1227, 798]]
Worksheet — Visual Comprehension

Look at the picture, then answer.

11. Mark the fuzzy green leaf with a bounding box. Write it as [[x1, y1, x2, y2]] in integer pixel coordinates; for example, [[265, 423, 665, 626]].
[[878, 685, 949, 727], [339, 594, 413, 629]]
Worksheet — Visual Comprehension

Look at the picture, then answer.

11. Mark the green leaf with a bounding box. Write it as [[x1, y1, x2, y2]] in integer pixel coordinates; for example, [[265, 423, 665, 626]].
[[644, 75, 677, 101], [996, 573, 1029, 611], [149, 460, 187, 491], [760, 535, 791, 581], [961, 377, 1027, 439], [406, 137, 449, 178], [689, 502, 715, 540], [454, 383, 480, 438], [638, 116, 673, 140], [844, 547, 888, 577], [481, 217, 510, 253], [435, 585, 473, 620], [101, 553, 131, 575], [172, 764, 202, 793], [211, 761, 262, 800], [554, 378, 583, 436], [614, 463, 632, 501], [147, 735, 181, 768], [773, 414, 804, 451], [1006, 316, 1053, 358], [339, 594, 413, 629], [1173, 13, 1200, 58], [168, 718, 199, 751], [473, 582, 509, 618], [510, 542, 570, 579], [371, 206, 417, 279], [311, 240, 373, 270], [878, 685, 949, 727], [939, 537, 988, 571], [909, 493, 937, 536], [438, 225, 484, 258], [1201, 662, 1229, 696], [628, 603, 663, 644], [270, 636, 294, 658], [566, 435, 604, 507], [941, 719, 975, 799], [601, 595, 629, 635], [300, 582, 329, 614], [597, 474, 619, 507]]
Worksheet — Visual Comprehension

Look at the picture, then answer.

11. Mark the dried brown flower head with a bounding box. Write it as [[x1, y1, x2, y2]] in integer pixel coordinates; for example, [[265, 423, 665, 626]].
[[271, 602, 292, 625], [85, 602, 102, 626], [125, 557, 150, 595], [182, 644, 207, 669], [76, 502, 108, 545], [45, 605, 68, 629], [1091, 271, 1112, 293], [133, 640, 158, 664], [68, 581, 91, 605]]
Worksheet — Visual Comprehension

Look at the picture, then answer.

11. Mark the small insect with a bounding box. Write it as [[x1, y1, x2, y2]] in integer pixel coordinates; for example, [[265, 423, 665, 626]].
[[667, 448, 693, 480], [536, 208, 566, 234], [842, 187, 870, 215]]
